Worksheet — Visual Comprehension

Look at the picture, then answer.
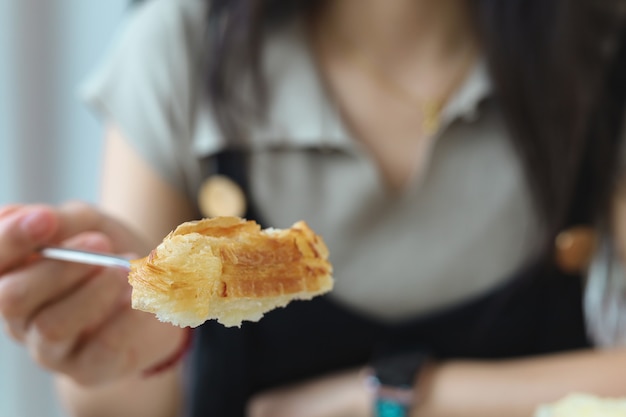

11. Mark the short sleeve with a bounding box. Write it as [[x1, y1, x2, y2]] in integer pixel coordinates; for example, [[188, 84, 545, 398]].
[[80, 0, 208, 197]]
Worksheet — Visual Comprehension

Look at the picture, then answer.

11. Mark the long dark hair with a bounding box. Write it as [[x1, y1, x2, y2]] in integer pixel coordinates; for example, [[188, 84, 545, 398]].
[[205, 0, 626, 245]]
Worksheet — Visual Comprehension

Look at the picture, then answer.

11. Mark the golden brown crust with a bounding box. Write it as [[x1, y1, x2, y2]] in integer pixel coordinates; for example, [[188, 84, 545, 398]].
[[128, 217, 333, 327]]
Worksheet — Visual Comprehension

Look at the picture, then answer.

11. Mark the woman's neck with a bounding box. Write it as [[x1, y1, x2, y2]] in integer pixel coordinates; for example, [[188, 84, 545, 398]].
[[316, 0, 475, 65]]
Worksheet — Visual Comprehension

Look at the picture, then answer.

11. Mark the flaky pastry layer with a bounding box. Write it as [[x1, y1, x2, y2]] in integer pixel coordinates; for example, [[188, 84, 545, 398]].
[[128, 217, 333, 327]]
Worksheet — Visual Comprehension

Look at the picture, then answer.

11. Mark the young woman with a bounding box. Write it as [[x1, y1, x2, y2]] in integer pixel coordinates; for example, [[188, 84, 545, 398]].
[[0, 0, 625, 416]]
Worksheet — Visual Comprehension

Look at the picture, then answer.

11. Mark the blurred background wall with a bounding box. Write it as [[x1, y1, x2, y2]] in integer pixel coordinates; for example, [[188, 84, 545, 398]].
[[0, 1, 127, 415]]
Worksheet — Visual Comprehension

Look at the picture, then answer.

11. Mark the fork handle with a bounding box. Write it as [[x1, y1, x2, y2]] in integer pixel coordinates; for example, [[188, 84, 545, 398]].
[[40, 247, 131, 270]]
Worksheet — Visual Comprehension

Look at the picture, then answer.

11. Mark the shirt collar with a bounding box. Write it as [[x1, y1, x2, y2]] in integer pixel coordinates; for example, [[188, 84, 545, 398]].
[[247, 20, 351, 149], [440, 57, 492, 127], [193, 21, 493, 156]]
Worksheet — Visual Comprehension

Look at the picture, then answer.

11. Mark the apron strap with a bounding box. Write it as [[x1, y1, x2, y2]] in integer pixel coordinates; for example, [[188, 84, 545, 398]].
[[184, 150, 262, 417]]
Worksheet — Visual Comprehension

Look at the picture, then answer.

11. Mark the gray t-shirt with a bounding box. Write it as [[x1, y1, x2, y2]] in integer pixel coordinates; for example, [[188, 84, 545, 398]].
[[82, 0, 543, 322]]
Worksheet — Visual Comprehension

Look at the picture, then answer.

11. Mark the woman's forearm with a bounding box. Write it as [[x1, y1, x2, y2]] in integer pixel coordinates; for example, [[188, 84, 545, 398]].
[[417, 348, 626, 417], [56, 366, 183, 417]]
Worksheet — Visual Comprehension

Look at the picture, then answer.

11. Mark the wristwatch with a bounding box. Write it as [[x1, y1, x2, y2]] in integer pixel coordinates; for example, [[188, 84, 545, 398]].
[[366, 351, 431, 417]]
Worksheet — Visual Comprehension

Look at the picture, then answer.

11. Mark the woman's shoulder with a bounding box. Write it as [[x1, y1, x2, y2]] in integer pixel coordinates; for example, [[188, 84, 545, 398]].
[[122, 0, 207, 56], [80, 0, 210, 198], [130, 0, 206, 33], [86, 0, 208, 105]]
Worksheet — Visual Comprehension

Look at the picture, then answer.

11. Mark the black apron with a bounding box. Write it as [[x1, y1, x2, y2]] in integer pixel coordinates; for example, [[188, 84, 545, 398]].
[[181, 150, 590, 417]]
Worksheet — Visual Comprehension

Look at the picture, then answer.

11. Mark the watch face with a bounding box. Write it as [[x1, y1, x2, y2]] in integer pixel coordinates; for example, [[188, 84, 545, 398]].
[[375, 397, 411, 417], [372, 351, 428, 387]]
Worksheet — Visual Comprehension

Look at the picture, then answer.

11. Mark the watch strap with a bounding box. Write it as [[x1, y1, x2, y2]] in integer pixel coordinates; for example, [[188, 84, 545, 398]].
[[367, 350, 432, 417]]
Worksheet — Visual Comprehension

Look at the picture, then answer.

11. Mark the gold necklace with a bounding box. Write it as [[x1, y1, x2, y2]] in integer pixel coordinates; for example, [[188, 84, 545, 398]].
[[342, 44, 477, 136]]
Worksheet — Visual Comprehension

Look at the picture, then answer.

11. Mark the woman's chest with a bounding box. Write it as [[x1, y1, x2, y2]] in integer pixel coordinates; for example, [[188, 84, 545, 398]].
[[241, 107, 544, 321]]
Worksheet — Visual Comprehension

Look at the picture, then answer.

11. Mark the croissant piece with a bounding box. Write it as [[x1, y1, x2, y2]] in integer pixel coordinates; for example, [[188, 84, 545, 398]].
[[129, 217, 333, 327]]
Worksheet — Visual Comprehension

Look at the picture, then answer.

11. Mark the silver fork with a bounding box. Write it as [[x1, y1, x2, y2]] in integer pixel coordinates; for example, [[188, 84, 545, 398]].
[[40, 247, 132, 270]]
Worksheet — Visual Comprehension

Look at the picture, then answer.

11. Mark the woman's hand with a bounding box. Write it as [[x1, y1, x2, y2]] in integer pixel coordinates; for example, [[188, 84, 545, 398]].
[[0, 202, 185, 387], [246, 367, 372, 417]]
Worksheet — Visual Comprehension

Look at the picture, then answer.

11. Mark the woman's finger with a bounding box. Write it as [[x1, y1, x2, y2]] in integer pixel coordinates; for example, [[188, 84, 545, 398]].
[[25, 266, 130, 371], [54, 201, 149, 255], [0, 205, 58, 272], [0, 202, 147, 275], [0, 233, 111, 341], [68, 306, 184, 386], [0, 204, 23, 219]]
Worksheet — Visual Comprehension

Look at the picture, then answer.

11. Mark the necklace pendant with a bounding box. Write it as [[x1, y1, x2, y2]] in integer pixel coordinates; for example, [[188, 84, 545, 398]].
[[422, 102, 441, 136]]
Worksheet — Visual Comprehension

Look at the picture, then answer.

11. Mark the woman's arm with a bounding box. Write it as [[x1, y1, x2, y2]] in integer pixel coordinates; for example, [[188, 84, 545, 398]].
[[98, 125, 198, 246], [417, 348, 626, 417], [247, 348, 626, 417], [54, 125, 198, 417]]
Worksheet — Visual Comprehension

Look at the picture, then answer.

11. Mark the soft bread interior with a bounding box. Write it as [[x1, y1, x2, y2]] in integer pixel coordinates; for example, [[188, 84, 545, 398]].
[[129, 217, 333, 327]]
